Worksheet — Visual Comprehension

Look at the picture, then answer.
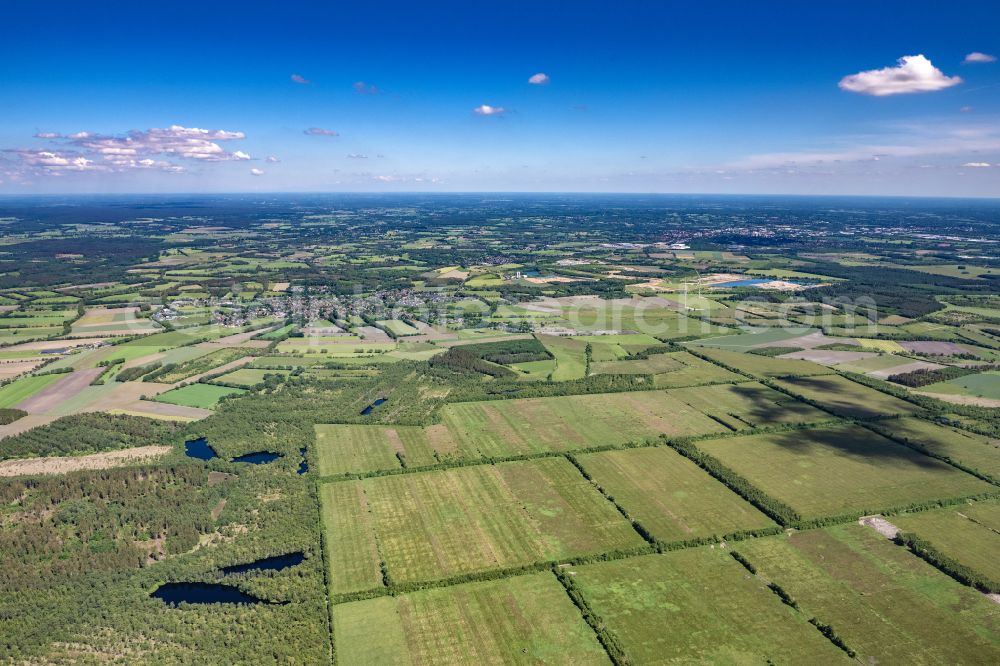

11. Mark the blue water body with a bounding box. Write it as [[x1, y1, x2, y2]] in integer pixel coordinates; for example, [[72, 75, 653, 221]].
[[152, 582, 270, 606], [297, 447, 308, 475], [184, 438, 218, 460], [360, 398, 387, 415], [221, 552, 305, 576], [230, 451, 282, 464]]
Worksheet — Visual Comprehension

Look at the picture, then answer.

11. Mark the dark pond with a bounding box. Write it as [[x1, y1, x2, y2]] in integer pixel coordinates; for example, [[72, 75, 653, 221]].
[[360, 397, 387, 415], [230, 451, 282, 464], [152, 582, 273, 606], [221, 552, 306, 576], [297, 448, 308, 475], [184, 438, 218, 461]]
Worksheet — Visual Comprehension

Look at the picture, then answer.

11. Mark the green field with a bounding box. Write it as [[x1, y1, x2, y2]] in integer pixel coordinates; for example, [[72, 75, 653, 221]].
[[922, 371, 1000, 400], [698, 423, 993, 519], [0, 373, 61, 408], [322, 458, 643, 586], [666, 382, 828, 430], [867, 416, 1000, 482], [538, 334, 588, 380], [377, 319, 420, 336], [333, 573, 610, 665], [893, 501, 1000, 586], [211, 367, 290, 387], [692, 327, 815, 350], [320, 481, 383, 595], [692, 346, 834, 377], [773, 374, 922, 419], [571, 548, 847, 664], [149, 347, 252, 383], [736, 524, 1000, 663], [577, 446, 775, 541], [153, 383, 246, 408]]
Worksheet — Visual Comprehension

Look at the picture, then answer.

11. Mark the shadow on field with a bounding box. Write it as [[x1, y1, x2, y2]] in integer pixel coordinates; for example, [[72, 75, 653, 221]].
[[749, 424, 945, 469]]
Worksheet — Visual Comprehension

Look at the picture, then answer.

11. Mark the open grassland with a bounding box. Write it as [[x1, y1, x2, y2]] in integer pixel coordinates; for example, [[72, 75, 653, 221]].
[[667, 382, 828, 430], [0, 374, 62, 408], [698, 424, 994, 519], [693, 346, 834, 378], [592, 350, 744, 388], [577, 446, 775, 541], [772, 374, 922, 419], [692, 327, 814, 350], [323, 458, 643, 585], [867, 416, 1000, 482], [210, 367, 290, 387], [333, 573, 610, 665], [153, 383, 246, 409], [893, 501, 1000, 585], [149, 347, 252, 383], [315, 383, 828, 476], [922, 371, 1000, 400], [736, 524, 1000, 664], [570, 548, 847, 664], [320, 481, 383, 595], [538, 334, 588, 381]]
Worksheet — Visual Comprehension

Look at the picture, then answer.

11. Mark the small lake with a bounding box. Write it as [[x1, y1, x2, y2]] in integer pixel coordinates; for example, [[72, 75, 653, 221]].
[[221, 552, 306, 575], [231, 451, 282, 464], [360, 397, 387, 415], [152, 582, 273, 606], [297, 448, 308, 475], [184, 438, 218, 461]]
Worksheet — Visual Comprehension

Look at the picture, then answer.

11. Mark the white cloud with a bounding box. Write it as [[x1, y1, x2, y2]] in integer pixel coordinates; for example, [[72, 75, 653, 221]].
[[232, 151, 251, 160], [304, 127, 339, 136], [962, 162, 992, 167], [473, 104, 506, 116], [528, 72, 550, 85], [33, 132, 60, 139], [346, 153, 368, 159], [265, 155, 281, 163], [964, 52, 997, 64], [250, 168, 265, 176], [291, 73, 311, 84], [839, 55, 962, 96]]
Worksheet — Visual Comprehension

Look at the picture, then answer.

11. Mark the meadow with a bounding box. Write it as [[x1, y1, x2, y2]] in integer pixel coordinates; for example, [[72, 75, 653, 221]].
[[772, 374, 923, 419], [893, 501, 1000, 586], [153, 383, 246, 409], [697, 424, 994, 519]]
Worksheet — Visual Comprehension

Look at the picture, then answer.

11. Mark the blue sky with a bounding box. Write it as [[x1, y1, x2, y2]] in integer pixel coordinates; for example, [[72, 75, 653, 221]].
[[1, 0, 999, 195]]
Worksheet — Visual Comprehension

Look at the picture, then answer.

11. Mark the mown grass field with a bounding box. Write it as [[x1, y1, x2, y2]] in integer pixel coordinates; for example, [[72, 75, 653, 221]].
[[698, 423, 994, 519], [868, 416, 1000, 482], [315, 423, 444, 476], [667, 382, 828, 430], [576, 446, 775, 541], [893, 501, 1000, 585], [153, 383, 246, 409], [211, 367, 290, 387], [772, 374, 922, 419], [333, 573, 610, 665], [570, 548, 847, 664], [319, 481, 383, 595], [150, 347, 251, 383], [692, 346, 834, 378], [323, 458, 643, 585], [736, 524, 1000, 664]]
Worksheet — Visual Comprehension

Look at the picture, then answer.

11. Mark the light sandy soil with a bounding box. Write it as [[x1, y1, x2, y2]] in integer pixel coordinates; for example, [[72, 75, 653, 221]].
[[0, 414, 58, 439], [914, 392, 1000, 409], [355, 326, 392, 342], [781, 349, 876, 364], [109, 401, 213, 421], [0, 445, 172, 477], [900, 341, 972, 355], [858, 515, 900, 539], [868, 361, 944, 379], [5, 338, 106, 352], [757, 331, 858, 350], [0, 359, 47, 381], [16, 368, 104, 413]]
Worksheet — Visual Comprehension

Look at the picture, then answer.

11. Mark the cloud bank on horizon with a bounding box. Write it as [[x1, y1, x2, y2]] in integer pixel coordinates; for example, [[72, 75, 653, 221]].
[[2, 1, 999, 196]]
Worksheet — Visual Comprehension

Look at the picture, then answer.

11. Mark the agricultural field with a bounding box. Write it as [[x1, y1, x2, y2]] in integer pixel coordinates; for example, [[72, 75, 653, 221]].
[[736, 524, 1000, 664], [772, 374, 923, 419], [697, 423, 994, 519], [570, 548, 847, 664], [153, 383, 246, 408], [867, 416, 1000, 482], [322, 458, 643, 585], [576, 446, 776, 541], [893, 500, 1000, 586], [333, 574, 609, 665], [691, 346, 835, 378]]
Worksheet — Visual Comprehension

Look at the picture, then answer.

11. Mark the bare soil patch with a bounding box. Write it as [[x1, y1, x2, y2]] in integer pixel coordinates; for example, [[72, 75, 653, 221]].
[[0, 445, 171, 477]]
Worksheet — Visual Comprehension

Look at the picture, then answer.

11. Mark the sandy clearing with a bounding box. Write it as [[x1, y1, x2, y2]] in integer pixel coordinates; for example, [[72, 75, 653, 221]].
[[5, 338, 106, 352], [17, 368, 104, 413], [0, 414, 58, 439], [780, 349, 876, 364], [0, 359, 47, 381], [0, 445, 172, 477], [913, 392, 1000, 408], [755, 331, 857, 350], [869, 361, 945, 379], [76, 381, 173, 412], [356, 326, 393, 342], [858, 515, 900, 539], [109, 400, 213, 421]]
